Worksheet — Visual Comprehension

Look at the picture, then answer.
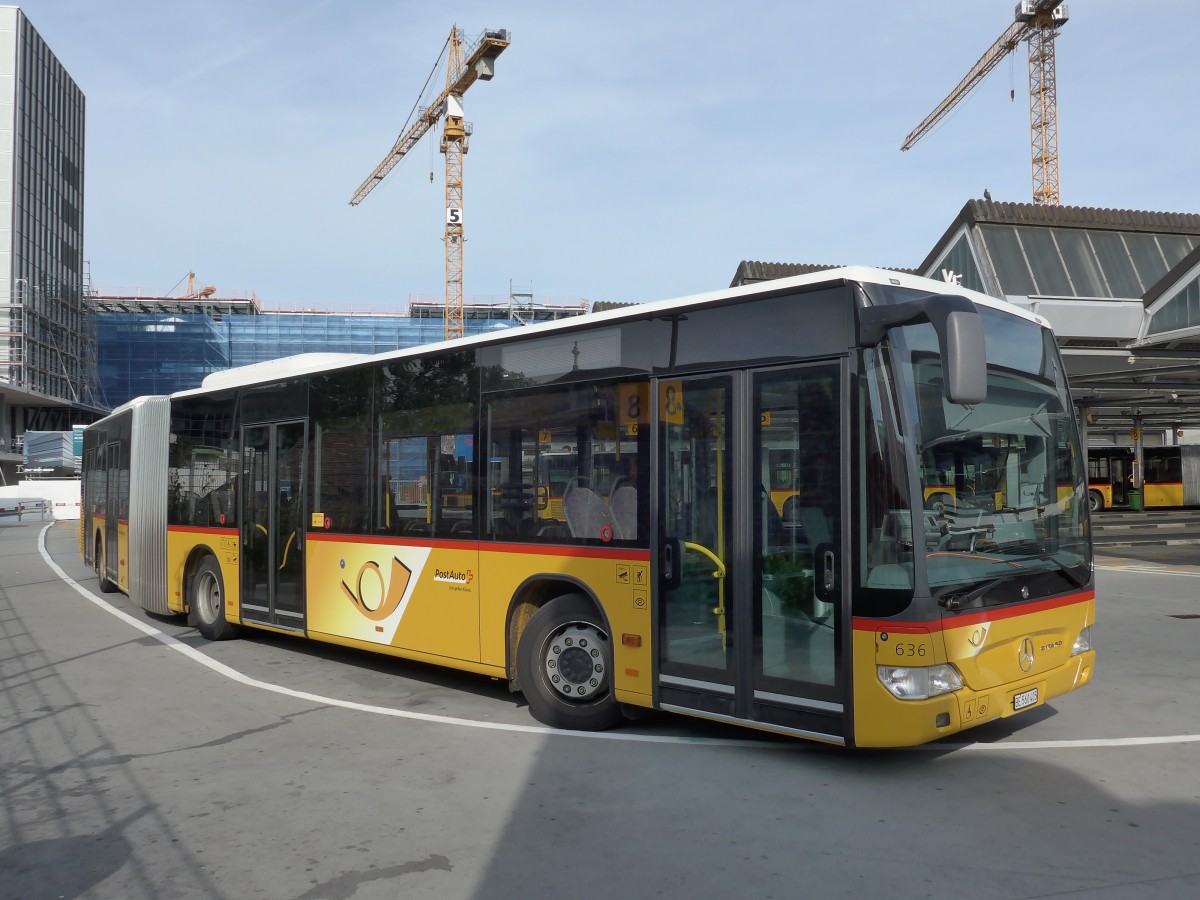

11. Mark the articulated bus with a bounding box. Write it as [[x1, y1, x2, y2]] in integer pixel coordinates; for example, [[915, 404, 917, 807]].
[[81, 267, 1094, 748], [1086, 445, 1200, 511]]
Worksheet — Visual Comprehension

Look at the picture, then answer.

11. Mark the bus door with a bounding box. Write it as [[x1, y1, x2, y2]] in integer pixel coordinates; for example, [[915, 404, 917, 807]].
[[103, 440, 121, 583], [656, 364, 845, 742], [1110, 452, 1132, 506], [240, 420, 308, 631]]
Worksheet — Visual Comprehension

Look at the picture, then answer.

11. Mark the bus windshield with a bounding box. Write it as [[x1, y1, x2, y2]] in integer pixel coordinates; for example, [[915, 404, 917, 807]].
[[889, 309, 1091, 607]]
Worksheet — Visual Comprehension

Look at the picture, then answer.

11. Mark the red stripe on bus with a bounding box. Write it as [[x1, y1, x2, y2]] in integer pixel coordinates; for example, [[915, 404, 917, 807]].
[[168, 525, 238, 536], [852, 589, 1094, 633], [306, 531, 650, 561], [487, 542, 651, 561]]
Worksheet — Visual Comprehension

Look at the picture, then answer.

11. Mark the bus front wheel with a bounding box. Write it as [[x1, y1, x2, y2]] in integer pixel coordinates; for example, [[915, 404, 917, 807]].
[[1088, 490, 1104, 513], [517, 594, 622, 731], [191, 556, 238, 641]]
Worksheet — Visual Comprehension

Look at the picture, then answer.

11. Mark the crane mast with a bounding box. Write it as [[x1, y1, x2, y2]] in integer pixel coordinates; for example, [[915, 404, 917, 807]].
[[900, 1, 1068, 206], [350, 27, 510, 339]]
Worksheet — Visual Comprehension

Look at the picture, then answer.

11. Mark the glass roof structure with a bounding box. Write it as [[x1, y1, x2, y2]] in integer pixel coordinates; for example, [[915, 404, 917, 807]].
[[1144, 244, 1200, 339], [735, 200, 1200, 434], [976, 224, 1196, 299], [916, 201, 1200, 432]]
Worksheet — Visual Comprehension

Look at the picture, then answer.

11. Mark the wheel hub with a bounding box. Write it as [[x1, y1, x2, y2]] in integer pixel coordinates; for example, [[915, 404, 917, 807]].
[[543, 622, 608, 701], [198, 572, 221, 620]]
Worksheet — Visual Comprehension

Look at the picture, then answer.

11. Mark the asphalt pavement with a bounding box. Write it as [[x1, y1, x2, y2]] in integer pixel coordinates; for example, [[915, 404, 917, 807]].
[[3, 518, 1200, 899], [1092, 508, 1200, 565]]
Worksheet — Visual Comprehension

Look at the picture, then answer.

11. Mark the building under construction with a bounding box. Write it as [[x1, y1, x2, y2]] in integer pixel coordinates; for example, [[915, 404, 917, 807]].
[[88, 287, 590, 411], [0, 8, 103, 485]]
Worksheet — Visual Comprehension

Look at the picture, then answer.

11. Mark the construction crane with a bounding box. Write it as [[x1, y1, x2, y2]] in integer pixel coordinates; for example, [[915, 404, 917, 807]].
[[901, 1, 1069, 206], [183, 271, 216, 300], [350, 26, 510, 339]]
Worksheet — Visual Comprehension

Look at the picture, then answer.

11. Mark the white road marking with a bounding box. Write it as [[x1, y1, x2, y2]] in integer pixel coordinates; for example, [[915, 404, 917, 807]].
[[44, 526, 1200, 751], [42, 527, 771, 748], [1097, 563, 1200, 577], [928, 734, 1200, 751]]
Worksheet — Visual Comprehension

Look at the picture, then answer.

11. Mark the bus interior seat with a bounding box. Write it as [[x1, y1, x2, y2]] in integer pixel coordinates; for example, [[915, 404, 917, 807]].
[[781, 495, 800, 524], [563, 478, 615, 539], [764, 487, 785, 544], [536, 521, 566, 540], [610, 485, 637, 540]]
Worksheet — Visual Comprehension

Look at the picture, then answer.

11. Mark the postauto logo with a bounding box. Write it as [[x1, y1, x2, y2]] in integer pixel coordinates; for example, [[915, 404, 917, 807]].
[[340, 556, 413, 621]]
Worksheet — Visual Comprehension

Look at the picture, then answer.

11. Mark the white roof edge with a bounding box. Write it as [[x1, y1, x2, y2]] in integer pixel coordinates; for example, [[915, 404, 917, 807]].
[[194, 353, 371, 392], [584, 265, 1047, 328], [170, 267, 1047, 399]]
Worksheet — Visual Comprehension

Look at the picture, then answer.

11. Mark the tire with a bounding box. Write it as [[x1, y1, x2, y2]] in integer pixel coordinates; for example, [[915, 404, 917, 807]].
[[191, 556, 238, 641], [517, 594, 623, 731], [927, 492, 954, 513], [95, 534, 117, 594], [1088, 490, 1104, 513]]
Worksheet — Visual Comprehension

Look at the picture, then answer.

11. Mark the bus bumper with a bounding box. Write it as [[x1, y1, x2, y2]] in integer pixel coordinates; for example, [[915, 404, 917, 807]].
[[853, 649, 1095, 748]]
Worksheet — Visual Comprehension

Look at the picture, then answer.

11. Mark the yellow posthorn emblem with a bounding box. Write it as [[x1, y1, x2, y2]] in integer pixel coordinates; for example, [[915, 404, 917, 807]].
[[340, 557, 412, 621]]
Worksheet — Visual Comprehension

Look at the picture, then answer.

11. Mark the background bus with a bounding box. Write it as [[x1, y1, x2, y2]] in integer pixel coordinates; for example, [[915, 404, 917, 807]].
[[1086, 445, 1200, 511], [81, 267, 1094, 748]]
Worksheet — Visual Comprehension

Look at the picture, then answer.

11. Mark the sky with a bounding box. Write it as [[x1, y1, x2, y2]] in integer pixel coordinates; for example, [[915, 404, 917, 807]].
[[14, 0, 1200, 310]]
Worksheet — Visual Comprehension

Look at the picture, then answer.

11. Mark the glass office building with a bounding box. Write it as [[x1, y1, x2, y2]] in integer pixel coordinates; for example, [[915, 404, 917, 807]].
[[0, 7, 97, 481], [94, 306, 551, 409], [0, 6, 89, 404]]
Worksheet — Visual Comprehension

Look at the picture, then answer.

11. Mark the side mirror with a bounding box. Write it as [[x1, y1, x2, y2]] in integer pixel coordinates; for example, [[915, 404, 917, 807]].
[[943, 310, 987, 405], [857, 292, 988, 405]]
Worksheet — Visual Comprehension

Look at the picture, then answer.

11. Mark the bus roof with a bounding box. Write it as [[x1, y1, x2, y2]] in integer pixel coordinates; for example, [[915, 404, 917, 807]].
[[87, 394, 170, 429], [170, 267, 1048, 399], [199, 353, 369, 391]]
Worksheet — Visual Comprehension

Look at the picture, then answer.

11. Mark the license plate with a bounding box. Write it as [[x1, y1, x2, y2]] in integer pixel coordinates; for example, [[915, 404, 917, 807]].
[[1012, 687, 1039, 711]]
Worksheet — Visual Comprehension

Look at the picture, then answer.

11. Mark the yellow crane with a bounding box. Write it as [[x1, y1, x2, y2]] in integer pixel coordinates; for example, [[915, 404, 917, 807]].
[[350, 26, 510, 339], [901, 1, 1069, 206]]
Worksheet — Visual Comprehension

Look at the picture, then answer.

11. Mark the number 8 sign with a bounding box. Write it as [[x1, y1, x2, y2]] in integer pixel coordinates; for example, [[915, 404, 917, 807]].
[[659, 381, 684, 425]]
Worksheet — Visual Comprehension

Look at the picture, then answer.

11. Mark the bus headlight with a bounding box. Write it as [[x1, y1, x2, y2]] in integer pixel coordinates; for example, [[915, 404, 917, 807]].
[[1071, 625, 1094, 656], [877, 664, 963, 700]]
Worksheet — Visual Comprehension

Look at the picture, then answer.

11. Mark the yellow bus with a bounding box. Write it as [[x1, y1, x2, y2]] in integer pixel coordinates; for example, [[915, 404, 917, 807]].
[[1086, 445, 1200, 511], [81, 267, 1095, 747]]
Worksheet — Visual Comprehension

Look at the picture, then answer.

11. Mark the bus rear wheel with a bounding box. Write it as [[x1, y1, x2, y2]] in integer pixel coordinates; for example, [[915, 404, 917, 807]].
[[926, 491, 954, 513], [1088, 490, 1104, 513], [517, 594, 622, 731], [95, 534, 116, 594], [191, 556, 238, 641]]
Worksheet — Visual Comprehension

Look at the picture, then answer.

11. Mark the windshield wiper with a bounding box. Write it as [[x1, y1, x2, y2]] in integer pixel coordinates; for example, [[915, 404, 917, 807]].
[[938, 577, 1006, 611], [938, 553, 1088, 612], [1036, 552, 1089, 589]]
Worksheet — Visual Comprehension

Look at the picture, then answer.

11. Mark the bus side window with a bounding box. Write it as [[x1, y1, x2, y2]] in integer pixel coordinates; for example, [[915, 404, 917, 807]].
[[486, 380, 647, 545]]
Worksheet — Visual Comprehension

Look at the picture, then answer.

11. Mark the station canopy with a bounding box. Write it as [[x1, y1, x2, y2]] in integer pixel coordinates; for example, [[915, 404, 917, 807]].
[[734, 200, 1200, 434]]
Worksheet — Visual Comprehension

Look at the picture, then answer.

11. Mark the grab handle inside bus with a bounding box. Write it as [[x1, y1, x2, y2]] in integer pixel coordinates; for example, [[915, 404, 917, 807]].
[[857, 293, 987, 405]]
